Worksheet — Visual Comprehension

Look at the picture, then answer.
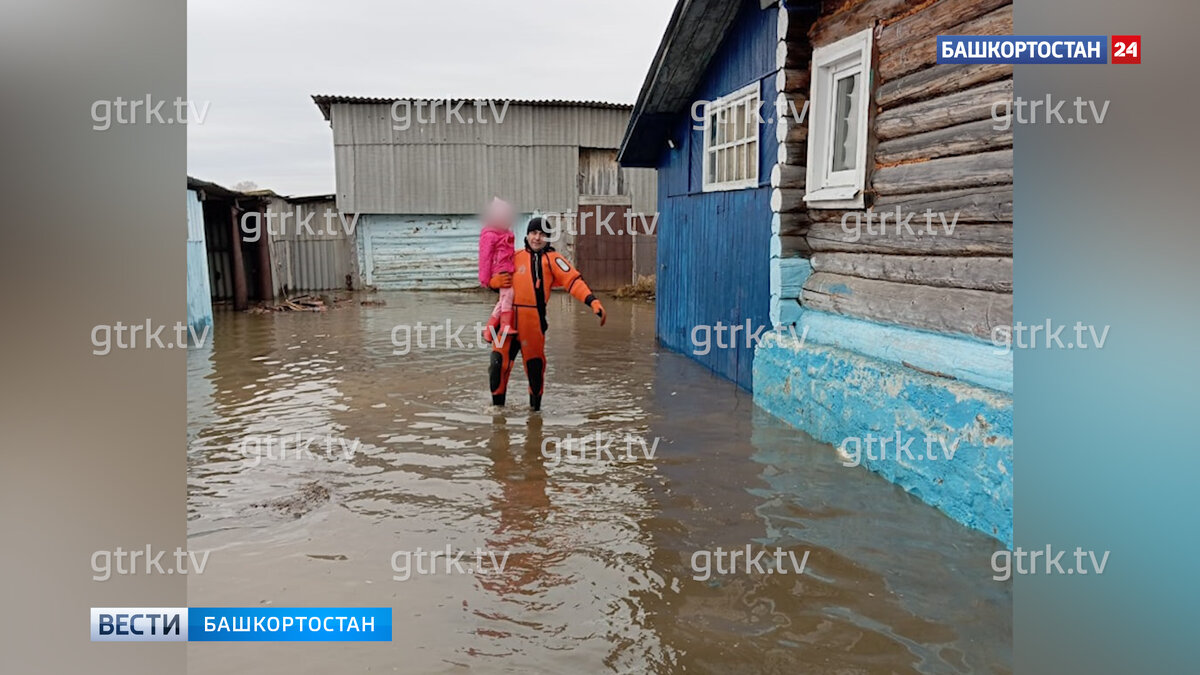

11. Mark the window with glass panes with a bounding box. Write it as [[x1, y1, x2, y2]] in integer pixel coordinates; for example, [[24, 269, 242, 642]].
[[702, 84, 759, 191], [804, 28, 872, 208]]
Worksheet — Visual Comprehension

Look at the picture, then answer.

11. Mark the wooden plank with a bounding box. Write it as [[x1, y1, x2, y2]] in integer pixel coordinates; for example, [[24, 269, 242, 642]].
[[876, 118, 1012, 165], [801, 271, 1012, 340], [878, 5, 1012, 83], [808, 0, 913, 47], [876, 78, 1012, 142], [577, 148, 621, 196], [873, 186, 1013, 223], [578, 194, 632, 206], [811, 252, 1012, 291], [877, 62, 1012, 109], [878, 0, 1011, 52], [770, 163, 806, 189], [808, 219, 1011, 256], [873, 149, 1012, 196]]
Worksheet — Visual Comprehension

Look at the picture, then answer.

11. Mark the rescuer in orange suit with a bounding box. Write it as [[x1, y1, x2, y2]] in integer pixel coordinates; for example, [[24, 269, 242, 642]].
[[485, 217, 606, 411]]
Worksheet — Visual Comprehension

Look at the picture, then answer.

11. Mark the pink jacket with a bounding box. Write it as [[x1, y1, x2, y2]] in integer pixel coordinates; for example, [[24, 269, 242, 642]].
[[478, 226, 515, 286]]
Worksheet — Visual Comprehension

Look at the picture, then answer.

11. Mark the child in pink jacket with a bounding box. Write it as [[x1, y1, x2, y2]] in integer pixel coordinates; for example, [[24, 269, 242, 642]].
[[478, 197, 516, 341]]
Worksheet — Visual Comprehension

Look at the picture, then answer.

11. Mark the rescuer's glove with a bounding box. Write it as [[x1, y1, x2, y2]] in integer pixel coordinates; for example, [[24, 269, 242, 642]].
[[488, 272, 513, 289], [590, 299, 607, 326]]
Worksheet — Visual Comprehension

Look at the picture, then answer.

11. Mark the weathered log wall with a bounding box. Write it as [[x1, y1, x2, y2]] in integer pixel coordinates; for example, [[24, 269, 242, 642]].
[[770, 0, 1012, 341]]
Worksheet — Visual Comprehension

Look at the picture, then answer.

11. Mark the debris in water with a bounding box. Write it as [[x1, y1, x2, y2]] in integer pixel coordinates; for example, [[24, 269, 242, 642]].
[[250, 293, 378, 313], [251, 482, 331, 518], [612, 275, 656, 301]]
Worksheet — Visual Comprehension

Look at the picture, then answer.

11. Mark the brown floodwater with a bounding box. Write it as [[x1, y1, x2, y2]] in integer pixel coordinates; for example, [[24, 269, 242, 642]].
[[186, 291, 1011, 674]]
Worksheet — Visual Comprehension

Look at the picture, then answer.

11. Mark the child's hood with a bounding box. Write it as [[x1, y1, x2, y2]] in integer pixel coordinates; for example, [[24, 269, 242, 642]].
[[481, 227, 513, 241]]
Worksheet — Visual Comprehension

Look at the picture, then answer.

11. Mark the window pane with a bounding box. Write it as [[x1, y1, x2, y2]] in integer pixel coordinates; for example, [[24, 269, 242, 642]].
[[734, 102, 745, 142], [831, 72, 860, 172], [725, 146, 734, 181], [747, 140, 757, 180], [736, 141, 745, 180], [707, 151, 716, 183], [745, 100, 757, 139], [709, 108, 717, 146], [717, 108, 726, 145]]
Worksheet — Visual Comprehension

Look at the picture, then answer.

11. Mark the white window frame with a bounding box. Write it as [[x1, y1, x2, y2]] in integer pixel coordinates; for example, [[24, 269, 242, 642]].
[[804, 28, 872, 209], [701, 83, 760, 192]]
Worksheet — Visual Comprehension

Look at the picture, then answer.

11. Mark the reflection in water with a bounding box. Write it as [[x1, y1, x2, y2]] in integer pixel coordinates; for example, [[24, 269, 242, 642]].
[[187, 292, 1011, 674], [481, 414, 553, 596]]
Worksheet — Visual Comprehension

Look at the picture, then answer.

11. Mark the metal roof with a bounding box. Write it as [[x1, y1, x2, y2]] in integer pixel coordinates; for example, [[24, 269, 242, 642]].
[[187, 176, 334, 205], [186, 175, 246, 199], [312, 95, 632, 121], [186, 176, 275, 209]]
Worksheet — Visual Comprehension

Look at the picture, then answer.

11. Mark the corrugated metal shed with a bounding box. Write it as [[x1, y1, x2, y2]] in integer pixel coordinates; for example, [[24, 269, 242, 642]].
[[334, 143, 581, 214], [623, 167, 659, 224], [318, 99, 644, 214], [264, 196, 357, 294]]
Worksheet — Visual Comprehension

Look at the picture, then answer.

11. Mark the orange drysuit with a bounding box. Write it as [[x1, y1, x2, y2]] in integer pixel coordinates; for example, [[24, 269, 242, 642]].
[[489, 245, 602, 410]]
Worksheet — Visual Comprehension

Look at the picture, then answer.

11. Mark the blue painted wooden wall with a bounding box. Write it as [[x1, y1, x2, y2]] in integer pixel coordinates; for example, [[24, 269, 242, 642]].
[[186, 189, 214, 332], [655, 0, 778, 390]]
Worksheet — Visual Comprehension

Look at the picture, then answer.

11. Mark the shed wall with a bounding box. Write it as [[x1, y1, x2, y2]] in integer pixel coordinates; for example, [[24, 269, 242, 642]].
[[331, 104, 641, 215], [355, 213, 529, 291], [186, 189, 213, 330], [264, 197, 358, 293]]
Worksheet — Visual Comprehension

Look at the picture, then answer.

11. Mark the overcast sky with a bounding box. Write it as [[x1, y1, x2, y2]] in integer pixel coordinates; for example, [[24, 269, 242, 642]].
[[187, 0, 677, 196]]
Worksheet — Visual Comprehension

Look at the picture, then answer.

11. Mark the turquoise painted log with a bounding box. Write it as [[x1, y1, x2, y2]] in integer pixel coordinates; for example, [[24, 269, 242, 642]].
[[753, 330, 1013, 547], [796, 309, 1012, 393]]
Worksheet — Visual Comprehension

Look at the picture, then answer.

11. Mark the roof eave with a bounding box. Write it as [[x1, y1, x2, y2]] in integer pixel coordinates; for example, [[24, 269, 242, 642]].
[[617, 0, 744, 166], [312, 95, 631, 123]]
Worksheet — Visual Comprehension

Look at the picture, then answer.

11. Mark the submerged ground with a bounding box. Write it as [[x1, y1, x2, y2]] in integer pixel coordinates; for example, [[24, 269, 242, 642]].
[[186, 291, 1011, 674]]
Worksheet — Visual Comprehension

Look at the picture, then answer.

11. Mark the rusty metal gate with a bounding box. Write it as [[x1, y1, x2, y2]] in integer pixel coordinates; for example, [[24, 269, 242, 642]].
[[573, 200, 632, 290]]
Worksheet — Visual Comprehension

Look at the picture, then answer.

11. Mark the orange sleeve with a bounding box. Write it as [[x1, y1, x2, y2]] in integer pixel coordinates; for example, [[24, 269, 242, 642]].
[[547, 252, 597, 306]]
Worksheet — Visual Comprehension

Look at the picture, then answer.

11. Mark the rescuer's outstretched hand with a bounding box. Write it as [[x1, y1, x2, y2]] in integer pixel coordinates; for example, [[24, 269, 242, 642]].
[[590, 299, 607, 326]]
